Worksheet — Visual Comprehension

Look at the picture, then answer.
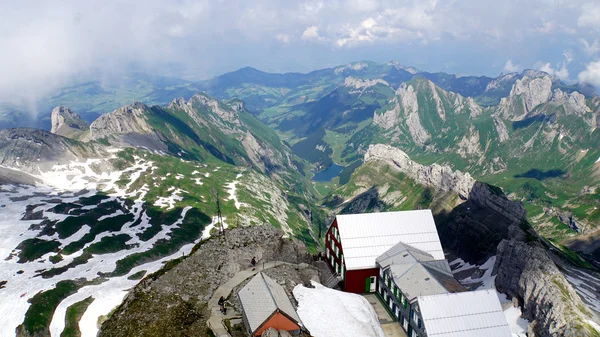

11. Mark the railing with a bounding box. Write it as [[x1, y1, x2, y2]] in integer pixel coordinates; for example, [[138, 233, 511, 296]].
[[324, 272, 343, 288]]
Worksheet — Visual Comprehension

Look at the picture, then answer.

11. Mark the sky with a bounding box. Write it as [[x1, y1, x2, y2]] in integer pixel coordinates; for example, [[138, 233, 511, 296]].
[[1, 0, 600, 108]]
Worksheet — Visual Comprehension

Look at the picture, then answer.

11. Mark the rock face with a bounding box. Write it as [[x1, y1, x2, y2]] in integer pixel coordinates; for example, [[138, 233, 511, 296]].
[[469, 182, 527, 224], [99, 226, 313, 337], [364, 144, 475, 199], [89, 102, 162, 145], [494, 237, 595, 337], [0, 128, 106, 174], [499, 75, 553, 119], [50, 106, 89, 139], [436, 182, 526, 263]]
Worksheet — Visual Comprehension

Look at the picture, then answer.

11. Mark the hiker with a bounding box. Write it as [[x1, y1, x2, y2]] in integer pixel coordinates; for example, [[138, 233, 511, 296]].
[[218, 296, 227, 314], [251, 256, 256, 270]]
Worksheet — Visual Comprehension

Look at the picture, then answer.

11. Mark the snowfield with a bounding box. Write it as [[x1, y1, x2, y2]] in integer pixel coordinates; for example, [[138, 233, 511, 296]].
[[293, 281, 385, 337], [0, 153, 225, 337]]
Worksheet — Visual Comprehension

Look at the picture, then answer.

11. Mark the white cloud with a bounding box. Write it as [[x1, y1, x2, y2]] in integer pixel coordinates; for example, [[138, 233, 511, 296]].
[[347, 0, 380, 12], [563, 50, 574, 64], [0, 0, 599, 116], [580, 39, 600, 56], [578, 61, 600, 86], [301, 26, 325, 42], [536, 62, 569, 80], [503, 59, 520, 73], [578, 3, 600, 30], [275, 33, 291, 43]]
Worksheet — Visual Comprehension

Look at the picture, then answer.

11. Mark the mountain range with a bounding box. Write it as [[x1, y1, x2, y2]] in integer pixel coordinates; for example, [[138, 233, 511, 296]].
[[1, 60, 600, 337]]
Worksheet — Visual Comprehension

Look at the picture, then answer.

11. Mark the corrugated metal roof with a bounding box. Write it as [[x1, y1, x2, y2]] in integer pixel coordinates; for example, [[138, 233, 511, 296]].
[[336, 210, 444, 270], [389, 264, 451, 301], [376, 241, 436, 267], [418, 289, 512, 337], [238, 273, 301, 334]]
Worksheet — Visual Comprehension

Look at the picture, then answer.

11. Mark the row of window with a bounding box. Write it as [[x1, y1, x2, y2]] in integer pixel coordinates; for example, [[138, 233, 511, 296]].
[[326, 245, 345, 279], [379, 274, 423, 337]]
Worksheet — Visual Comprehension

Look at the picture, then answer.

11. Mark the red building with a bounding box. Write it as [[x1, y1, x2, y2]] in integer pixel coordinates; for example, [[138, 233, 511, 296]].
[[325, 210, 445, 294]]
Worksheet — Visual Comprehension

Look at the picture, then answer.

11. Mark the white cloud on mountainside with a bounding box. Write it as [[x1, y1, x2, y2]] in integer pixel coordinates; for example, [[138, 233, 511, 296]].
[[503, 60, 520, 73], [578, 61, 600, 87]]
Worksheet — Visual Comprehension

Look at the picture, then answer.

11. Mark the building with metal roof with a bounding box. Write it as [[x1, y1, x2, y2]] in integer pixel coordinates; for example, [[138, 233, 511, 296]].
[[325, 209, 445, 293], [324, 210, 512, 337], [237, 272, 302, 336], [417, 289, 512, 337]]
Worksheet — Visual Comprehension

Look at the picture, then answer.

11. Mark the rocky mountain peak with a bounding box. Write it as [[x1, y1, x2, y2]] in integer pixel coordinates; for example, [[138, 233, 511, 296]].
[[550, 89, 591, 116], [50, 106, 89, 137], [387, 60, 419, 74], [188, 92, 240, 125], [334, 61, 369, 74], [498, 75, 553, 119], [364, 144, 475, 199], [89, 102, 155, 142], [510, 75, 553, 111], [344, 77, 389, 90], [485, 72, 518, 92]]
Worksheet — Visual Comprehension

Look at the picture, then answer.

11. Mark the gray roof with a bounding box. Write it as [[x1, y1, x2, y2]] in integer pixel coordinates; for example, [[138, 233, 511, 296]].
[[389, 263, 465, 302], [418, 289, 512, 337], [377, 241, 436, 267], [238, 273, 301, 334]]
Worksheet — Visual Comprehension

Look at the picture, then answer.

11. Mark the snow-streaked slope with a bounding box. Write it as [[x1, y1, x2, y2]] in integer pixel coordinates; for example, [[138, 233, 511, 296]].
[[293, 281, 385, 337], [0, 153, 211, 337]]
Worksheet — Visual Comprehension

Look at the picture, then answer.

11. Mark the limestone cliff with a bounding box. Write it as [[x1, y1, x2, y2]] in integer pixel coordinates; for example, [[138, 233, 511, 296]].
[[495, 234, 597, 337], [50, 106, 90, 140], [364, 144, 475, 199]]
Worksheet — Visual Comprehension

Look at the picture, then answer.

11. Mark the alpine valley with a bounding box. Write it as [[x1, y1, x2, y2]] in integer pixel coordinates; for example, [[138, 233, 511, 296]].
[[1, 60, 600, 337]]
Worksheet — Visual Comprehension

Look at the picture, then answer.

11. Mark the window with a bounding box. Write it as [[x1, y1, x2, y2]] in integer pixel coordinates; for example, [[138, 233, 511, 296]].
[[403, 297, 408, 309], [418, 318, 422, 329]]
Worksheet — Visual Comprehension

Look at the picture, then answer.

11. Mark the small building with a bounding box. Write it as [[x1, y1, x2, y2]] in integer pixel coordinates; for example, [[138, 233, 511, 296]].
[[325, 210, 445, 293], [238, 272, 303, 336]]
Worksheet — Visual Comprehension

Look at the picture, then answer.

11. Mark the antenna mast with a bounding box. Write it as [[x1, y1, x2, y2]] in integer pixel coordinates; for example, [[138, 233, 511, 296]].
[[216, 189, 224, 234]]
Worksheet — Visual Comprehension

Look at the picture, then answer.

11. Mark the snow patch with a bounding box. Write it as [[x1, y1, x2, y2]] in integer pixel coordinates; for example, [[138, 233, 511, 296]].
[[293, 281, 385, 337], [154, 188, 187, 210], [201, 216, 229, 240], [225, 180, 247, 209]]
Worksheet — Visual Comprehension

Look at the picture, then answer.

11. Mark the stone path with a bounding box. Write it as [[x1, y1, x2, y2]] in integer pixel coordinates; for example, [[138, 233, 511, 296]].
[[206, 261, 309, 337], [363, 294, 408, 337]]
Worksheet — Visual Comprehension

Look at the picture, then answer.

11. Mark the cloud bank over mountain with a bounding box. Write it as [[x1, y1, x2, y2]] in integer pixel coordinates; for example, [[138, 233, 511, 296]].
[[1, 0, 599, 110]]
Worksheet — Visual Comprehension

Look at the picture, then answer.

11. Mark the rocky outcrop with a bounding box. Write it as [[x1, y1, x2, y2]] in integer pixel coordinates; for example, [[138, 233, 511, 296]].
[[373, 78, 482, 147], [494, 237, 596, 337], [0, 128, 107, 174], [364, 144, 475, 199], [344, 77, 389, 94], [436, 182, 526, 264], [99, 226, 313, 337], [90, 102, 154, 139], [89, 102, 167, 150], [493, 116, 510, 142], [50, 106, 89, 139], [499, 75, 553, 119], [469, 182, 527, 224]]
